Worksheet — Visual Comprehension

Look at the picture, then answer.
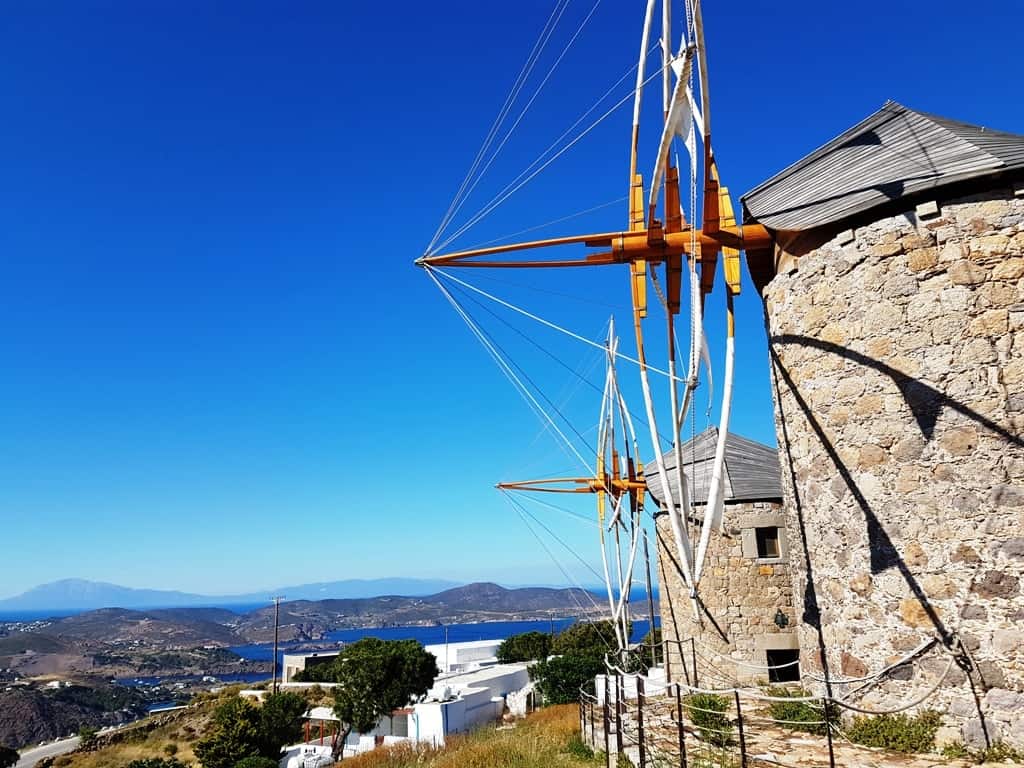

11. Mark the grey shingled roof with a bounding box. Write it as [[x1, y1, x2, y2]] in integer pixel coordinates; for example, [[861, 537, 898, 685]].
[[646, 427, 782, 506], [741, 101, 1024, 231]]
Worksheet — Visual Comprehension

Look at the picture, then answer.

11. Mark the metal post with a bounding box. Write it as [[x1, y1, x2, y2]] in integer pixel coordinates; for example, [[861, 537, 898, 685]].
[[637, 676, 646, 768], [271, 595, 284, 694], [823, 697, 836, 768], [675, 683, 687, 768], [604, 676, 611, 768], [643, 533, 659, 666], [615, 674, 623, 755], [734, 690, 747, 768], [691, 638, 699, 687]]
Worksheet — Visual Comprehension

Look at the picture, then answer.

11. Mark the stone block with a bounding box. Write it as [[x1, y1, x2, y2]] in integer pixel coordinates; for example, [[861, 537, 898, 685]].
[[898, 598, 933, 628], [971, 570, 1020, 599], [971, 233, 1011, 258], [949, 259, 989, 284], [939, 426, 978, 456], [994, 257, 1024, 280], [992, 629, 1024, 656], [907, 247, 938, 272]]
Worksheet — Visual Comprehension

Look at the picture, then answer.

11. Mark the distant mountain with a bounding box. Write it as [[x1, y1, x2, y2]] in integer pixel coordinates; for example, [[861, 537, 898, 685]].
[[0, 577, 463, 613]]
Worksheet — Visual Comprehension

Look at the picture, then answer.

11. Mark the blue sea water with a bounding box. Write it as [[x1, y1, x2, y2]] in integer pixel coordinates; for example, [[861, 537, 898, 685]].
[[228, 617, 659, 669]]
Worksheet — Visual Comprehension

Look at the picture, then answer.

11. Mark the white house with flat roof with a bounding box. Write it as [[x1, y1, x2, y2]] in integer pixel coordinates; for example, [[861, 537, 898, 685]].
[[279, 657, 532, 765]]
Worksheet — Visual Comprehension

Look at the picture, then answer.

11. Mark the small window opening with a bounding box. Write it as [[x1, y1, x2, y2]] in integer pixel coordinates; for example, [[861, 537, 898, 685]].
[[766, 649, 800, 683], [755, 527, 780, 558]]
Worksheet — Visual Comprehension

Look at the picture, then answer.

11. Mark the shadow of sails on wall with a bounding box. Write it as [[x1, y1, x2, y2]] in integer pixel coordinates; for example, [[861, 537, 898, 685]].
[[651, 427, 799, 685], [742, 100, 1024, 748]]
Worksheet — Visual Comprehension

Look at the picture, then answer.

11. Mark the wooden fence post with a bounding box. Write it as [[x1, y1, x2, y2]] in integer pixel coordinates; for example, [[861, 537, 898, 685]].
[[615, 674, 623, 755], [604, 676, 611, 768], [734, 690, 747, 768], [676, 683, 687, 768], [637, 676, 646, 768]]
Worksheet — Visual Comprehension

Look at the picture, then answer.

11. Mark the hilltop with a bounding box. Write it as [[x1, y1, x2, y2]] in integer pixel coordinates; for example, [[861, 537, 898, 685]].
[[0, 577, 462, 613]]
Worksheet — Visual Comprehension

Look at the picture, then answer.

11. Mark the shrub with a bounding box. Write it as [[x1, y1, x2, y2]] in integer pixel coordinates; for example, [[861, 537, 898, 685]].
[[685, 693, 733, 747], [942, 740, 1024, 763], [497, 631, 551, 663], [77, 726, 99, 747], [163, 742, 179, 756], [845, 710, 942, 753], [766, 688, 837, 735], [564, 733, 594, 759], [529, 650, 606, 705], [125, 759, 189, 768], [234, 758, 279, 768]]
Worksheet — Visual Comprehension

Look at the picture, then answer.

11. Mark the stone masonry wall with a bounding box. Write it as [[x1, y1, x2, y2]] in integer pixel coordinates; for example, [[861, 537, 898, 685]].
[[656, 501, 796, 685], [763, 186, 1024, 748]]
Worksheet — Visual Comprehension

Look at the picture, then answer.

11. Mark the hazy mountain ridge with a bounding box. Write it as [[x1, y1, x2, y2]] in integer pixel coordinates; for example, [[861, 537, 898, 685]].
[[0, 577, 463, 612]]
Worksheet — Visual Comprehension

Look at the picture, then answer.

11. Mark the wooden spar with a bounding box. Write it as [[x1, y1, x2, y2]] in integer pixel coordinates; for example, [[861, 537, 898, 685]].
[[496, 477, 646, 494], [417, 223, 770, 277]]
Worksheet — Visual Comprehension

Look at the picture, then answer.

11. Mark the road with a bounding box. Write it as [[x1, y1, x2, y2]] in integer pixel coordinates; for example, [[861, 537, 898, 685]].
[[15, 737, 79, 768]]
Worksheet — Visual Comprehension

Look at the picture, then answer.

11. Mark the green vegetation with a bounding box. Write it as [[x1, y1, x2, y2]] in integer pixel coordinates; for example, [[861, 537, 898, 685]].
[[125, 760, 190, 768], [684, 693, 733, 747], [496, 631, 551, 663], [233, 758, 279, 768], [193, 692, 305, 768], [299, 638, 438, 748], [941, 740, 1024, 763], [0, 745, 19, 768], [845, 710, 942, 753], [551, 620, 622, 655], [529, 651, 606, 705], [341, 704, 602, 768], [765, 688, 837, 735], [78, 726, 99, 748]]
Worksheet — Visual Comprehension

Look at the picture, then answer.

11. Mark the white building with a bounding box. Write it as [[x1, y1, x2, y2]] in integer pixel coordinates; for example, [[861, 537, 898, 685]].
[[279, 658, 533, 766]]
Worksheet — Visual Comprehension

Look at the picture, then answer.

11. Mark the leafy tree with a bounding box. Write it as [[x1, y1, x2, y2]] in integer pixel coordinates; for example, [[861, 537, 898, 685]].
[[125, 759, 189, 768], [194, 696, 262, 768], [529, 649, 605, 705], [255, 691, 306, 758], [0, 745, 18, 768], [551, 620, 625, 655], [234, 758, 279, 768], [195, 692, 308, 768], [328, 638, 438, 756], [496, 631, 551, 663]]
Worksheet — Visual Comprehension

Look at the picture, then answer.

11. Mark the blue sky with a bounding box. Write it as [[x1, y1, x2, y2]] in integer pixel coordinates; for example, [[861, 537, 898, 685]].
[[1, 1, 1020, 597]]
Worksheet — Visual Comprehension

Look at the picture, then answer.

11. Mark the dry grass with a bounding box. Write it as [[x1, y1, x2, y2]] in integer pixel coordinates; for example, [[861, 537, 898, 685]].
[[343, 705, 602, 768], [55, 708, 211, 768]]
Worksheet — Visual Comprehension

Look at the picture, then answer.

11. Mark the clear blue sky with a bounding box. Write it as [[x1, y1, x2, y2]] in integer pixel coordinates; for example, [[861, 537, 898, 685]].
[[1, 1, 1020, 597]]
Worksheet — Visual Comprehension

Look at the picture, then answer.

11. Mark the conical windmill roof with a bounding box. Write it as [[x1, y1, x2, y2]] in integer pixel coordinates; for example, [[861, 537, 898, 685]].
[[741, 100, 1024, 231], [646, 428, 782, 507]]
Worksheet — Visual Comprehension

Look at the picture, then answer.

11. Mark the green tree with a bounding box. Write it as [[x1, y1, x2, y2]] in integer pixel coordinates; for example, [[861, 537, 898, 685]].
[[496, 631, 551, 663], [195, 692, 308, 768], [529, 648, 606, 704], [255, 691, 306, 758], [328, 638, 438, 757], [194, 696, 262, 768], [551, 620, 624, 655], [0, 745, 19, 768]]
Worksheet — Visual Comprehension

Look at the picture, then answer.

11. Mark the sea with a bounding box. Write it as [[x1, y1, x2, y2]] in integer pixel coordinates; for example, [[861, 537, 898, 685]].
[[113, 617, 659, 689]]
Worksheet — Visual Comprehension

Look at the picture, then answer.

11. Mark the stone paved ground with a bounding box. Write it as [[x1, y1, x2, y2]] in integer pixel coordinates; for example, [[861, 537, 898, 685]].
[[589, 697, 1022, 768]]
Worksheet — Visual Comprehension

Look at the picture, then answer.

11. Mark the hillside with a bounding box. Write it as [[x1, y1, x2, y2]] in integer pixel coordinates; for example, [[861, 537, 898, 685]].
[[235, 582, 602, 642], [0, 684, 154, 749], [0, 577, 462, 612], [45, 699, 596, 768]]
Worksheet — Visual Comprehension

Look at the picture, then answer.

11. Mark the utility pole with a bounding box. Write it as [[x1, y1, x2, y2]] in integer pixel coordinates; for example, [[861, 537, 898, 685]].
[[443, 624, 449, 673], [271, 596, 285, 694]]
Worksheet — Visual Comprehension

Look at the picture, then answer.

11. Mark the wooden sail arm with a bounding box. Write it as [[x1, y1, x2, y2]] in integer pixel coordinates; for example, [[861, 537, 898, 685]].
[[417, 223, 770, 271], [496, 477, 647, 493]]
